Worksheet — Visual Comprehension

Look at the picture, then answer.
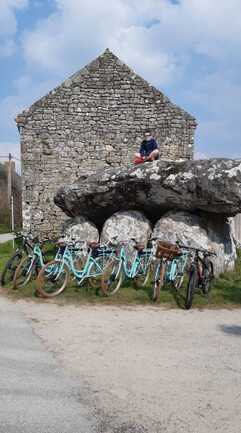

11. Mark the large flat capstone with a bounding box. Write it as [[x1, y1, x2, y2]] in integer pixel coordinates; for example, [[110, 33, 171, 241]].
[[54, 158, 241, 225]]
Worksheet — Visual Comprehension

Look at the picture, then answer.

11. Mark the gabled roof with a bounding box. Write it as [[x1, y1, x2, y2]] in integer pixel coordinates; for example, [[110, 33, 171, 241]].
[[17, 48, 196, 122]]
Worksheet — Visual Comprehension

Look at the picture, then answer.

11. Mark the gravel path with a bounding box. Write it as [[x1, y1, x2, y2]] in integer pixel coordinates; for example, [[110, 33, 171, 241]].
[[18, 301, 241, 433]]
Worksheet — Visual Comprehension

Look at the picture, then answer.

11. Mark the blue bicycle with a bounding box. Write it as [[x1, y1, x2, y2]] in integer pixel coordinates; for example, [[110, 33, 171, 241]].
[[152, 240, 190, 302], [101, 238, 153, 296], [36, 240, 115, 297], [13, 237, 49, 289], [1, 232, 33, 286]]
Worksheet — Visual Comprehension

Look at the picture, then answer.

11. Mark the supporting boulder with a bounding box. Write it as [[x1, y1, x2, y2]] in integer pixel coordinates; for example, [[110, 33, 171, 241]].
[[101, 210, 152, 259], [62, 216, 99, 241], [153, 211, 236, 275], [101, 210, 152, 244]]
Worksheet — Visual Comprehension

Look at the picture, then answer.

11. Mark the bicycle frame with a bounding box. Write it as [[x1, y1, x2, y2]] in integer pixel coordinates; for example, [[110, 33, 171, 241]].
[[24, 244, 45, 277], [192, 250, 213, 285], [119, 245, 153, 279], [50, 245, 114, 285], [165, 251, 189, 283]]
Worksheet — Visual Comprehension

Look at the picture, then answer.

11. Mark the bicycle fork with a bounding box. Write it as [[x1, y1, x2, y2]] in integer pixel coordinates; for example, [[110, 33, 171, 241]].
[[153, 259, 166, 302]]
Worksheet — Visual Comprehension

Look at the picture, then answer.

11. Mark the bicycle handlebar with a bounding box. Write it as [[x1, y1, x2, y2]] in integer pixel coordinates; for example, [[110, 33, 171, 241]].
[[148, 237, 216, 256], [176, 242, 216, 256]]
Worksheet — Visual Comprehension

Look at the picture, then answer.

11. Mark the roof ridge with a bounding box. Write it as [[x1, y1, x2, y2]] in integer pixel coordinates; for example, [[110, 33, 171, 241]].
[[16, 48, 196, 122]]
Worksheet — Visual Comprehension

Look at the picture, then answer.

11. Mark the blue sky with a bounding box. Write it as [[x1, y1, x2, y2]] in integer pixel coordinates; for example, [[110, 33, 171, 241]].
[[0, 0, 241, 168]]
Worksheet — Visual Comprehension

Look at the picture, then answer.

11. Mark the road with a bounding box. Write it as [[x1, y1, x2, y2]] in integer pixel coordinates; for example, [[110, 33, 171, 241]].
[[0, 233, 13, 243], [0, 297, 96, 433], [20, 302, 241, 433], [2, 295, 241, 433]]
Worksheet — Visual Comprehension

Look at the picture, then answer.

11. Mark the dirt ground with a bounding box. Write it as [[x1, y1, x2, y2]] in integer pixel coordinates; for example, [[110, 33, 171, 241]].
[[19, 301, 241, 433]]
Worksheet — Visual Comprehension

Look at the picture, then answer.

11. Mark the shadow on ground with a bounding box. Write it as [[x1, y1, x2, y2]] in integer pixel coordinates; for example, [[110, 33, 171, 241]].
[[219, 324, 241, 336]]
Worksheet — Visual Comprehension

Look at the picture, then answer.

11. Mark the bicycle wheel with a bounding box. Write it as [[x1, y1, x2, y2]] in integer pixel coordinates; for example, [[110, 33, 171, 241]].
[[152, 260, 166, 302], [172, 256, 188, 291], [36, 260, 69, 298], [1, 252, 23, 286], [185, 266, 198, 310], [173, 274, 184, 291], [202, 260, 214, 295], [101, 257, 122, 296], [133, 256, 151, 288], [13, 256, 36, 289]]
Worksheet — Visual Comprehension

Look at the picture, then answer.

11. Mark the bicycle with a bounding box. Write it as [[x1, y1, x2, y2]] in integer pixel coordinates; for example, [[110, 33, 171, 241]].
[[101, 238, 153, 296], [181, 245, 216, 310], [12, 236, 52, 289], [152, 240, 190, 302], [36, 239, 115, 298], [1, 232, 33, 286], [13, 234, 89, 290]]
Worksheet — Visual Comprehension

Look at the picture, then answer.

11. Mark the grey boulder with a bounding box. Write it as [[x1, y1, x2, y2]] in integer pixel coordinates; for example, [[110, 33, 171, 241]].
[[153, 211, 236, 275], [62, 216, 99, 241], [101, 210, 152, 244], [101, 210, 152, 260]]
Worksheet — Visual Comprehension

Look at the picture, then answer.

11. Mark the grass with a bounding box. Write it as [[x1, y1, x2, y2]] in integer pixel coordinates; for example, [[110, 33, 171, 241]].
[[0, 240, 13, 270], [1, 241, 241, 308], [0, 223, 11, 234]]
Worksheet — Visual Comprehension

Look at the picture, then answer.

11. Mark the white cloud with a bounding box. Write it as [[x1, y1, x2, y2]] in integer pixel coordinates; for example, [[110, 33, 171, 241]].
[[0, 0, 28, 57], [22, 0, 241, 77], [22, 0, 178, 84], [3, 0, 241, 159]]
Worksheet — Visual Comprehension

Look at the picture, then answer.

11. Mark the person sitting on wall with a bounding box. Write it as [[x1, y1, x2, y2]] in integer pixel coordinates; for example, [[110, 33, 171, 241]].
[[133, 130, 159, 164]]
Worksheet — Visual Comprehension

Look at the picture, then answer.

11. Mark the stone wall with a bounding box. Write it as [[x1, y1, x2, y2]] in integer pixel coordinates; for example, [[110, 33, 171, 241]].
[[18, 49, 197, 237]]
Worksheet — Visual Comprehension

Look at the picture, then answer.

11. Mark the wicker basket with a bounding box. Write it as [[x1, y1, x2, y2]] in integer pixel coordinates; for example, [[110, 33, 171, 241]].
[[155, 240, 181, 260]]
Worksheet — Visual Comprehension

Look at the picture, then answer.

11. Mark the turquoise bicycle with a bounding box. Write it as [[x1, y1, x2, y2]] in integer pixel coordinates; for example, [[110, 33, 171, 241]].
[[13, 236, 87, 290], [36, 240, 115, 297], [152, 240, 190, 302], [13, 237, 48, 289], [1, 232, 33, 286], [101, 238, 153, 296]]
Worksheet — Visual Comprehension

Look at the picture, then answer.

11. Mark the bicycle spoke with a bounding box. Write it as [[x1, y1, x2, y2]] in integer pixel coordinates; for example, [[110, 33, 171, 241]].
[[101, 258, 122, 296], [36, 260, 69, 297]]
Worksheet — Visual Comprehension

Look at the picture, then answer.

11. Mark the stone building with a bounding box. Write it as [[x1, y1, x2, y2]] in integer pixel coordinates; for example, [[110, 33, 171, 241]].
[[17, 48, 197, 236]]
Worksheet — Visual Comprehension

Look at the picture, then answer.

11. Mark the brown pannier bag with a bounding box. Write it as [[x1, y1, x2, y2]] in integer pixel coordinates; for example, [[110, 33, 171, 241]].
[[155, 240, 181, 260]]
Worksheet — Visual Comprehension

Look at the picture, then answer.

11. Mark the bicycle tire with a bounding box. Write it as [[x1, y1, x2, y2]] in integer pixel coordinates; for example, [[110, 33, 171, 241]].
[[202, 260, 214, 295], [185, 265, 198, 310], [36, 259, 69, 298], [101, 257, 122, 296], [13, 256, 36, 289], [173, 274, 184, 291], [1, 252, 23, 286], [152, 260, 166, 302]]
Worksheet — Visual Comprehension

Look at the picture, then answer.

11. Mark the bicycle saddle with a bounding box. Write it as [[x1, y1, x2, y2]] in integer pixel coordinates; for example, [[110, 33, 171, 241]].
[[87, 241, 100, 249], [57, 238, 66, 247], [134, 243, 145, 251]]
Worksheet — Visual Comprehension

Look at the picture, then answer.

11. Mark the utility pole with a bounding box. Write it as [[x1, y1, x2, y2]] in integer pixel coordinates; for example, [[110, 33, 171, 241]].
[[7, 153, 12, 206], [5, 154, 15, 247], [1, 153, 19, 247]]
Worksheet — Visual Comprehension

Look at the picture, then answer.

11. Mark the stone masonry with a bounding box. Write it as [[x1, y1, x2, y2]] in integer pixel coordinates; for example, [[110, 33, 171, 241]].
[[17, 48, 197, 236]]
